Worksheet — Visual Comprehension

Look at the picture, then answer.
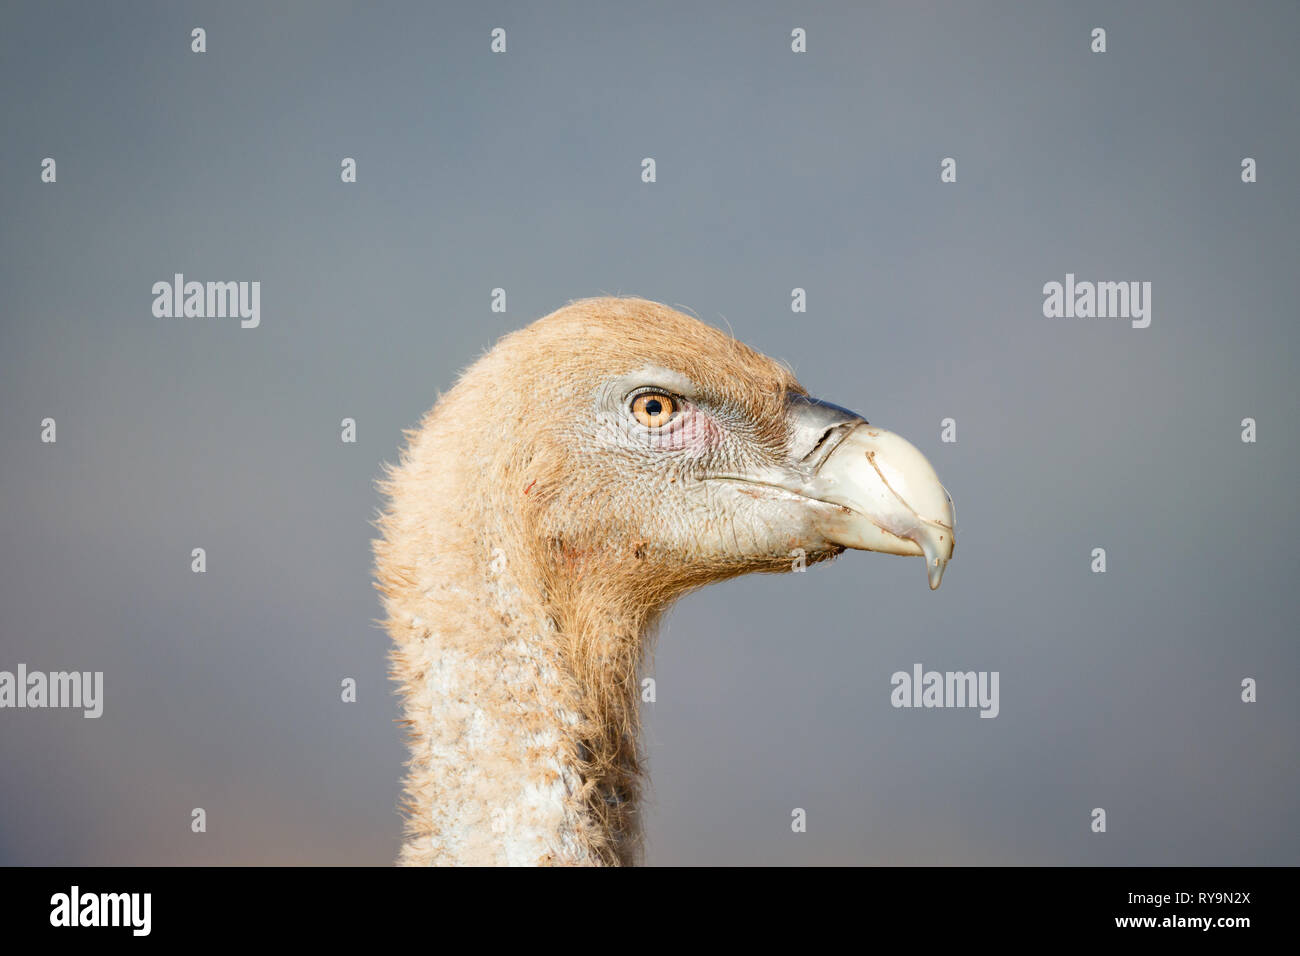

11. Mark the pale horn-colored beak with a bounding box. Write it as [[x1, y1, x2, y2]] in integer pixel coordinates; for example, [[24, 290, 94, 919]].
[[783, 396, 955, 590], [807, 424, 955, 589]]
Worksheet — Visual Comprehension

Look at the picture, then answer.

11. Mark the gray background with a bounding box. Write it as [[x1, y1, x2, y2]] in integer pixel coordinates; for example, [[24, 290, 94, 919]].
[[1, 1, 1296, 865]]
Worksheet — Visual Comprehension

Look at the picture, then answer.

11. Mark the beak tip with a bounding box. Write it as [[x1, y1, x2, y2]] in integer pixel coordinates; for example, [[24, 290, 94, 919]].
[[927, 557, 947, 590]]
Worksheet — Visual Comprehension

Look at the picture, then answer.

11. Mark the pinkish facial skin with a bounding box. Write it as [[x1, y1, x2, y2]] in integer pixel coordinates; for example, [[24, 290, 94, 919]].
[[652, 405, 723, 455]]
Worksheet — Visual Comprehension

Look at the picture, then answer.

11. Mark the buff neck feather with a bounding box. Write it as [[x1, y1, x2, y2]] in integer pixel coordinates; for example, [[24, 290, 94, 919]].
[[374, 387, 657, 866]]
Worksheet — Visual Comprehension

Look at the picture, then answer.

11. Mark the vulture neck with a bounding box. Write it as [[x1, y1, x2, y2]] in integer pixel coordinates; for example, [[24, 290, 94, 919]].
[[377, 437, 653, 866]]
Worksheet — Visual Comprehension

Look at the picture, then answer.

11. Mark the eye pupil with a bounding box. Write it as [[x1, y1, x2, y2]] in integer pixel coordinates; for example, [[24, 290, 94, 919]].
[[632, 392, 675, 427]]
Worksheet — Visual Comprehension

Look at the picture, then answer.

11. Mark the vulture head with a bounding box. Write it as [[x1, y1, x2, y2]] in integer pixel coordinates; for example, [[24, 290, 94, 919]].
[[375, 296, 954, 865]]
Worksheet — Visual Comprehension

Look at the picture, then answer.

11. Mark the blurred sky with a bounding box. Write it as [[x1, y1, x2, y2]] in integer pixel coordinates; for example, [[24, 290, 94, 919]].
[[0, 1, 1296, 865]]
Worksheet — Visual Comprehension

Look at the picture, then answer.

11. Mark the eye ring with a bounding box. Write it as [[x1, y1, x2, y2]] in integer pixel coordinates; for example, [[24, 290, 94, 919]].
[[630, 391, 676, 428]]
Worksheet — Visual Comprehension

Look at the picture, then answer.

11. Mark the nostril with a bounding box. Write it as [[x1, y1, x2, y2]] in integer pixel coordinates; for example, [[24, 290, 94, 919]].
[[799, 422, 858, 471], [804, 427, 836, 461]]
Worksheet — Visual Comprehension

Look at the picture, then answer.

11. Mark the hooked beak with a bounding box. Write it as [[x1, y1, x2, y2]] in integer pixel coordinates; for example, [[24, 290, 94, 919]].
[[772, 396, 956, 589]]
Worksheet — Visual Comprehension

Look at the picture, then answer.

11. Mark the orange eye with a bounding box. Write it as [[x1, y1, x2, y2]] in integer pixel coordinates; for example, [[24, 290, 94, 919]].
[[631, 392, 675, 427]]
